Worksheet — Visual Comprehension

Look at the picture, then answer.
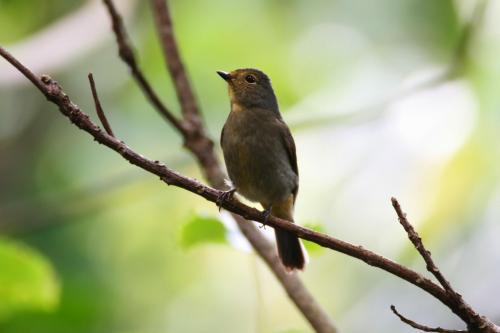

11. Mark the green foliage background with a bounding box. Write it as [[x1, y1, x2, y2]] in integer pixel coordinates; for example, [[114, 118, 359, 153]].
[[1, 0, 499, 332]]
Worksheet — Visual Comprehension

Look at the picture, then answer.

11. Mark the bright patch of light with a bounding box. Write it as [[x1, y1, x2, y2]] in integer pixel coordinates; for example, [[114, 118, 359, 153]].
[[219, 211, 251, 252], [388, 79, 478, 161]]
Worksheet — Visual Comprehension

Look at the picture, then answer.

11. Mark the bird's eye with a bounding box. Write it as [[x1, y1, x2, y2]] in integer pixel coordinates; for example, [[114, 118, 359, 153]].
[[245, 75, 256, 84]]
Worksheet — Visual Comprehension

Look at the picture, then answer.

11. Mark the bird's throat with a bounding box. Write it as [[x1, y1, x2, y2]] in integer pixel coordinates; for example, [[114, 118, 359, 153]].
[[230, 102, 245, 113], [228, 87, 242, 112]]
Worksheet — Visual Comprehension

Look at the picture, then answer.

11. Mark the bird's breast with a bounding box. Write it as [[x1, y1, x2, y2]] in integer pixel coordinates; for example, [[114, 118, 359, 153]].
[[221, 111, 297, 205]]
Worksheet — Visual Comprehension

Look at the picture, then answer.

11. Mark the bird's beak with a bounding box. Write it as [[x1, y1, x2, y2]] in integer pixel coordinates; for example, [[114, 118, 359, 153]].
[[217, 71, 231, 82]]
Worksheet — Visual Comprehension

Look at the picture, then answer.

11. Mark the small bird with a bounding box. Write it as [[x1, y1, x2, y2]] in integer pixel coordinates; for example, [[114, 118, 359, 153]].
[[217, 68, 307, 271]]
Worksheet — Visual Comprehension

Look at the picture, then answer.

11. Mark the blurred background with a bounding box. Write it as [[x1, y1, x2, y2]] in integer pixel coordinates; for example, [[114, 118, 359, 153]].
[[1, 0, 499, 332]]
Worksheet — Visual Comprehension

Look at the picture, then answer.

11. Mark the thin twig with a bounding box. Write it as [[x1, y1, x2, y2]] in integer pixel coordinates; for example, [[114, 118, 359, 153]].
[[0, 47, 46, 92], [391, 198, 454, 293], [1, 46, 499, 333], [391, 198, 499, 332], [101, 0, 185, 134], [88, 73, 115, 137], [390, 305, 468, 333]]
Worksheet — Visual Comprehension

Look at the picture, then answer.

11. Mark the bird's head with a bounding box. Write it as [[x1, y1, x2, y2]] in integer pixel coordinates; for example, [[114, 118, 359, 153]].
[[217, 68, 278, 111]]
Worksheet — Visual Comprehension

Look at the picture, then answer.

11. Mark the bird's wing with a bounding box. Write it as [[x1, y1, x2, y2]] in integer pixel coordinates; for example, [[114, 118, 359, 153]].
[[220, 123, 226, 147], [277, 119, 299, 199]]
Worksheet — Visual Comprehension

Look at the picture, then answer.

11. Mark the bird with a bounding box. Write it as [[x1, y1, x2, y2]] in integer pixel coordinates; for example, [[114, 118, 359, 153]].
[[217, 68, 307, 271]]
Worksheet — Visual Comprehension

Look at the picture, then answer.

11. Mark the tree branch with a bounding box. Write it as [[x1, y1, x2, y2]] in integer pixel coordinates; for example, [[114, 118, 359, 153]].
[[149, 0, 200, 125], [390, 305, 468, 333], [390, 199, 499, 333], [88, 73, 115, 137], [2, 0, 499, 331], [102, 0, 185, 134]]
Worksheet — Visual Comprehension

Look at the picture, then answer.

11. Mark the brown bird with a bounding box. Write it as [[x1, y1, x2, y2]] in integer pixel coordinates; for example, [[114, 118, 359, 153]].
[[217, 68, 307, 271]]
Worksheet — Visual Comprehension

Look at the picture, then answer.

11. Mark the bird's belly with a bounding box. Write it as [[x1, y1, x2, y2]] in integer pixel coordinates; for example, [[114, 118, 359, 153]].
[[223, 136, 296, 206]]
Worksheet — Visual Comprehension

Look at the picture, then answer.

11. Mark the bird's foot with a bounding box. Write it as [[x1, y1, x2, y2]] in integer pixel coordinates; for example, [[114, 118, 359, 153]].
[[216, 188, 236, 211], [259, 205, 273, 229]]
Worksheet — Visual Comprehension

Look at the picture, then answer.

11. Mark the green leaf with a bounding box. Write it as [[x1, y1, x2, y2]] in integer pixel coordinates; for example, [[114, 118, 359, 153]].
[[302, 223, 326, 256], [180, 214, 228, 249], [0, 238, 60, 321]]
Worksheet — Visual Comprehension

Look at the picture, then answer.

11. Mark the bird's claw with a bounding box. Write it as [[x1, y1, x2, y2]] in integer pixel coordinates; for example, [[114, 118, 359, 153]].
[[260, 206, 273, 229], [216, 188, 236, 211]]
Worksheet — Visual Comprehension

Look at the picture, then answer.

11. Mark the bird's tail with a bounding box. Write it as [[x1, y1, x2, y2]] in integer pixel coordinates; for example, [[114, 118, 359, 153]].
[[271, 198, 308, 271]]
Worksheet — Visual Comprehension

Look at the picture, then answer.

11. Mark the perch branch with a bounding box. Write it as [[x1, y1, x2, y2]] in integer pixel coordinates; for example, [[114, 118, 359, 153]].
[[88, 73, 115, 137], [3, 45, 500, 332], [390, 305, 468, 333]]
